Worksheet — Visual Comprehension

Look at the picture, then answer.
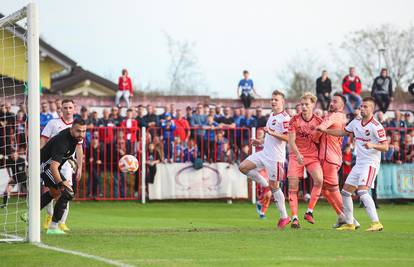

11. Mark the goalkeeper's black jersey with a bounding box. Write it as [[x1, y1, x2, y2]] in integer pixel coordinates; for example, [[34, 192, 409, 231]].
[[41, 128, 78, 168]]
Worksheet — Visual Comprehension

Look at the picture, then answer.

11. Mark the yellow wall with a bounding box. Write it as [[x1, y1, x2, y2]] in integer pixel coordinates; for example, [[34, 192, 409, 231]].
[[0, 29, 64, 89]]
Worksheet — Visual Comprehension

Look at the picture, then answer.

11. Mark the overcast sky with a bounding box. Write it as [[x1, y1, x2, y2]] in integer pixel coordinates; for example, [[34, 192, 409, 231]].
[[2, 0, 413, 98]]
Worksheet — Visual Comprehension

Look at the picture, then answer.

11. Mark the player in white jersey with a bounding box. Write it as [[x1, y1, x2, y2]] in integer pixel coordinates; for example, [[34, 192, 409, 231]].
[[320, 97, 388, 231], [41, 99, 83, 232], [239, 90, 291, 229]]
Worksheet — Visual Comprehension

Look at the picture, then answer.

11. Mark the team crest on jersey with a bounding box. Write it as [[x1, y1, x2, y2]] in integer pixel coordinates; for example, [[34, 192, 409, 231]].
[[272, 119, 277, 125], [365, 129, 370, 136], [283, 121, 289, 129]]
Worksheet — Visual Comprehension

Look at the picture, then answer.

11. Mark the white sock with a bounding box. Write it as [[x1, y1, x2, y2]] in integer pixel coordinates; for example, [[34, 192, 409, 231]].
[[306, 208, 313, 213], [49, 222, 58, 229], [358, 190, 379, 222], [246, 169, 269, 187], [353, 217, 360, 227], [271, 188, 288, 219], [59, 202, 69, 224], [46, 200, 54, 216], [341, 190, 353, 224]]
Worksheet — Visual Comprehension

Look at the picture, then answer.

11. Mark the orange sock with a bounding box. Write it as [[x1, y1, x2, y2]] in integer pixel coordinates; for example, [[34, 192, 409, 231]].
[[331, 189, 344, 213], [261, 192, 271, 214], [308, 185, 322, 211], [323, 189, 342, 215], [288, 189, 298, 217]]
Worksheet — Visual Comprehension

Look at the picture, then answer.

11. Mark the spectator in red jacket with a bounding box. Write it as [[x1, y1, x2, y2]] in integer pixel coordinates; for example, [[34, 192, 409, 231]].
[[342, 67, 362, 113], [120, 108, 138, 154], [115, 69, 133, 108], [174, 109, 190, 142]]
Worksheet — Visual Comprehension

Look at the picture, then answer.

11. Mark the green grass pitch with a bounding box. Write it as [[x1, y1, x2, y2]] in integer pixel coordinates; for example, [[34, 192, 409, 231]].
[[1, 201, 414, 267]]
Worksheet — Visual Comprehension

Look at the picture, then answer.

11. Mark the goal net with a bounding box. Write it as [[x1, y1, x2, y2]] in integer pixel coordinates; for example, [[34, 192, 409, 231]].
[[0, 4, 40, 242]]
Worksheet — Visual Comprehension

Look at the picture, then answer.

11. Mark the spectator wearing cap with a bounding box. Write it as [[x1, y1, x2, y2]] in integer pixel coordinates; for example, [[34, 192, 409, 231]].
[[342, 67, 362, 113], [316, 70, 332, 111], [372, 68, 393, 113], [237, 70, 260, 108], [116, 69, 133, 108]]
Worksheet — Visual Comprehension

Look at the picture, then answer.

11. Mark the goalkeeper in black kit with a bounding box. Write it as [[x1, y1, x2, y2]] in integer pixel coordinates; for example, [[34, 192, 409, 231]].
[[40, 119, 86, 235]]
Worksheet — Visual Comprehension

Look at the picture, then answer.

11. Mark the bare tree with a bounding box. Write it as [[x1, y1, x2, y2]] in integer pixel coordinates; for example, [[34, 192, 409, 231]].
[[277, 51, 324, 99], [337, 24, 414, 92], [165, 33, 207, 95]]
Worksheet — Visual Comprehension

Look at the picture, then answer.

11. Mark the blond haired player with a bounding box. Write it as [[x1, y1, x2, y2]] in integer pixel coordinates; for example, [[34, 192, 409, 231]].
[[239, 90, 291, 229], [288, 92, 323, 228], [41, 99, 83, 232], [320, 97, 388, 231]]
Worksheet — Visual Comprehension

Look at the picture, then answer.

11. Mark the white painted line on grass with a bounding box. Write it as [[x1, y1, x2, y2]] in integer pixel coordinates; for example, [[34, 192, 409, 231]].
[[35, 242, 135, 267]]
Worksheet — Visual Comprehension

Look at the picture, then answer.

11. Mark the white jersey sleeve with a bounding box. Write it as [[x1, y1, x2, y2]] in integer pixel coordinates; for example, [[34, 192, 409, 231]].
[[373, 123, 387, 143], [344, 119, 356, 133], [41, 120, 54, 139]]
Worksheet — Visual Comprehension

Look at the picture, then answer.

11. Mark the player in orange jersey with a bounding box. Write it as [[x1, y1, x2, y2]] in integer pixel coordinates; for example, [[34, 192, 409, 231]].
[[287, 92, 323, 228]]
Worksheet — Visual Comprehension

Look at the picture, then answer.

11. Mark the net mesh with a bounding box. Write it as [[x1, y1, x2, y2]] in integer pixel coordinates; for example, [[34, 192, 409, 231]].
[[0, 14, 28, 242]]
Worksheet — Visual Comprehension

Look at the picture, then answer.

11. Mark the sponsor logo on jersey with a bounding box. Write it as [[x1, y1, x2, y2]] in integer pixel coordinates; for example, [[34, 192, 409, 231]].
[[377, 129, 385, 138]]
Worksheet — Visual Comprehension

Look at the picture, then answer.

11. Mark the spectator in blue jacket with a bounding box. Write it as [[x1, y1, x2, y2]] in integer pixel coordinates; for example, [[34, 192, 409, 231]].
[[40, 101, 53, 129], [237, 70, 260, 108]]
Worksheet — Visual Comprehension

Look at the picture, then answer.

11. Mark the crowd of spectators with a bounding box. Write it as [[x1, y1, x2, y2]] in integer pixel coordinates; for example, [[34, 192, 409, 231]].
[[1, 64, 413, 199]]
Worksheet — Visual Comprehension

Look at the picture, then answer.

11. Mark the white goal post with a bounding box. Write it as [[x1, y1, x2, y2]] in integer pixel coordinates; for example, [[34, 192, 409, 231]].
[[0, 3, 40, 243]]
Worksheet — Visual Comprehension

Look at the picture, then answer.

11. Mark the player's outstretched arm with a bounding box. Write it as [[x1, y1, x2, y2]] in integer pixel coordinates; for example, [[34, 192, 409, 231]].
[[320, 128, 349, 137]]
